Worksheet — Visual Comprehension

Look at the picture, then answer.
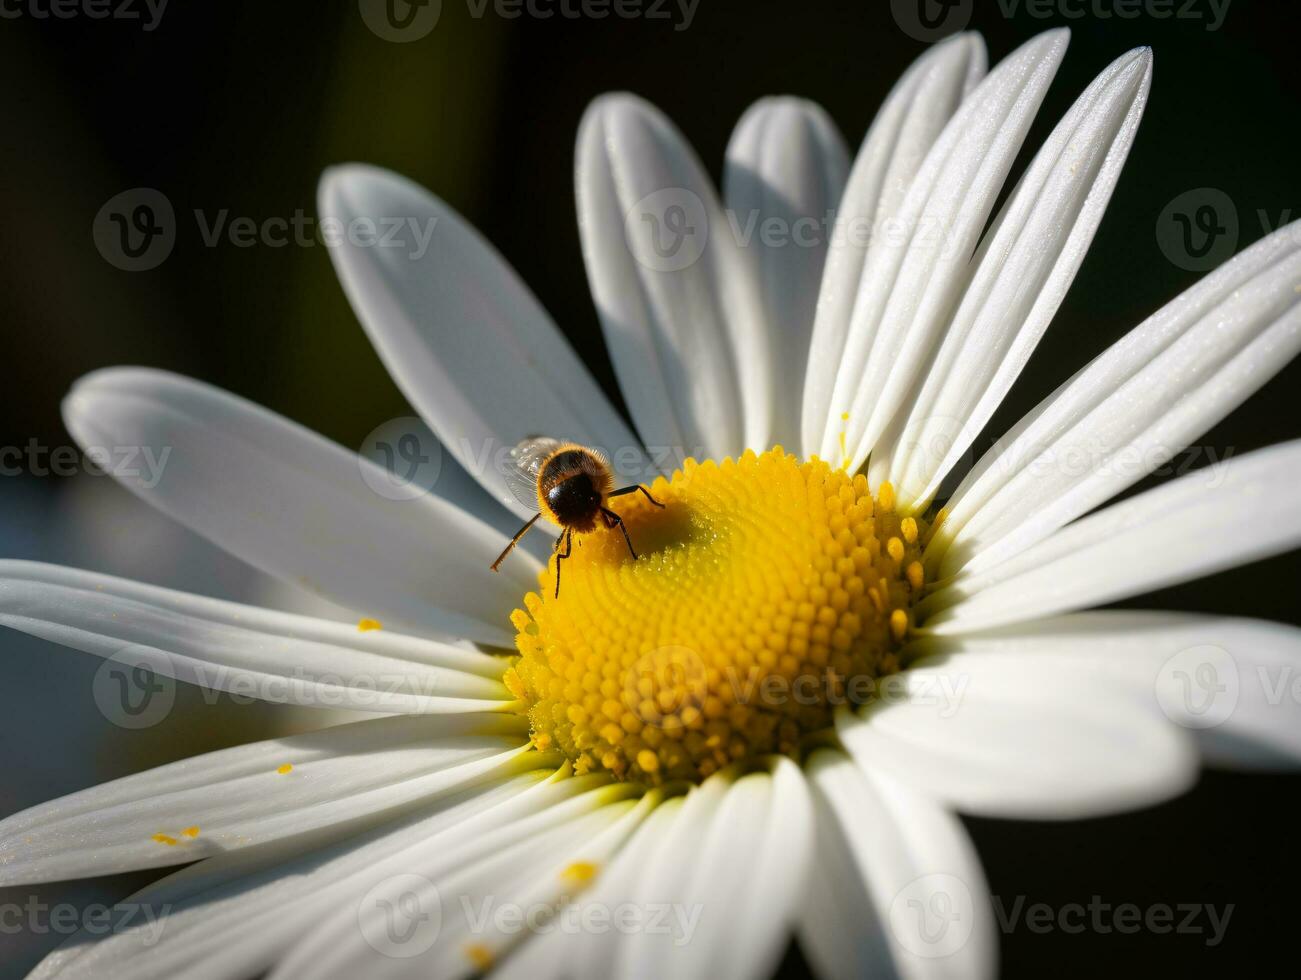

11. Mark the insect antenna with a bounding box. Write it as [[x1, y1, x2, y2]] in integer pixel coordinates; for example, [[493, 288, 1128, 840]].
[[607, 484, 665, 507], [490, 513, 542, 572]]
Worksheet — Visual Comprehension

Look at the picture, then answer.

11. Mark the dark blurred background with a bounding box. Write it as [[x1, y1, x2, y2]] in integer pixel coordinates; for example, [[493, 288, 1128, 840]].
[[1, 0, 1299, 976]]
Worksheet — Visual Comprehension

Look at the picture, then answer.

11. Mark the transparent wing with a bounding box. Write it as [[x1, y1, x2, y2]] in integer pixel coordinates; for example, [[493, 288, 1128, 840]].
[[503, 436, 563, 511]]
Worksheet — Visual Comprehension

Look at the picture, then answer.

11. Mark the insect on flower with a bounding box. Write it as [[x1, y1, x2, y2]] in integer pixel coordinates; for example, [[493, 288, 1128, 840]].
[[490, 437, 664, 597]]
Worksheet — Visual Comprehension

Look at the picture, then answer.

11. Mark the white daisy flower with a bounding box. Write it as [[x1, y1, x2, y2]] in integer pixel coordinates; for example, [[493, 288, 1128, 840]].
[[2, 27, 1299, 980]]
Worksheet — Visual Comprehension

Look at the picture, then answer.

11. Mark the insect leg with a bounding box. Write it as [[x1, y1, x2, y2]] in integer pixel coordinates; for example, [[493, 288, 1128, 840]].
[[491, 513, 542, 571], [553, 529, 573, 599], [600, 506, 638, 561], [608, 484, 665, 508]]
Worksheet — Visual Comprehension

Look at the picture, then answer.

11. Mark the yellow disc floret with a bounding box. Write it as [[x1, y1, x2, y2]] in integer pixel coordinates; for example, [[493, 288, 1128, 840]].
[[504, 448, 929, 784]]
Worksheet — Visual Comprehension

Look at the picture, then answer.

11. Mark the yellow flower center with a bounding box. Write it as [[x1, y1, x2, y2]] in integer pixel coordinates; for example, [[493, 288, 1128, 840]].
[[504, 448, 930, 784]]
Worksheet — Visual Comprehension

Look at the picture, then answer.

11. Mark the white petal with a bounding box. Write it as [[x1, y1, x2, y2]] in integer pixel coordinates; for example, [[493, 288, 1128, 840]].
[[836, 654, 1199, 819], [607, 773, 729, 978], [0, 713, 532, 885], [815, 29, 1070, 468], [0, 560, 511, 713], [602, 762, 811, 980], [724, 97, 849, 448], [577, 93, 765, 460], [718, 757, 815, 980], [934, 219, 1301, 576], [628, 772, 771, 979], [491, 793, 688, 980], [925, 440, 1301, 633], [62, 368, 534, 646], [496, 770, 780, 978], [418, 791, 657, 978], [319, 164, 650, 517], [872, 47, 1153, 506], [270, 778, 643, 980], [801, 749, 996, 980], [28, 767, 578, 980], [803, 32, 987, 457], [910, 610, 1301, 769]]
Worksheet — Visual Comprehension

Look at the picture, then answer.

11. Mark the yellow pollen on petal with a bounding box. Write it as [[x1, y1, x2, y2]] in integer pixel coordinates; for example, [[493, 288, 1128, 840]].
[[561, 861, 600, 885], [151, 833, 178, 846], [181, 826, 200, 838], [504, 448, 931, 785], [357, 618, 383, 632], [464, 944, 494, 970], [276, 763, 293, 775]]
